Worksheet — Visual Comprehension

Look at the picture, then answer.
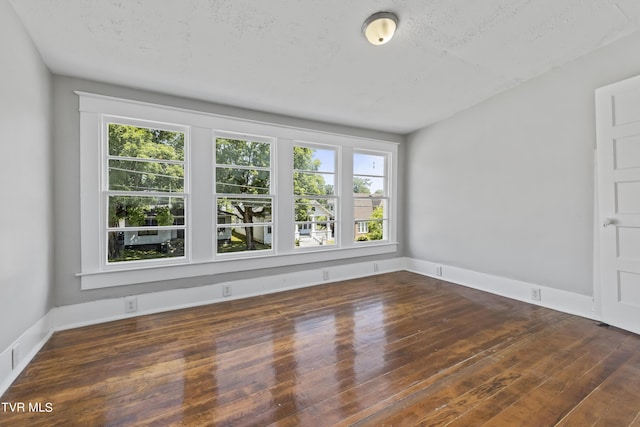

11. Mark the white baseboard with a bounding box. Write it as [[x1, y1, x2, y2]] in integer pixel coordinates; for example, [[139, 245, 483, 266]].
[[2, 256, 599, 397], [404, 257, 597, 320], [54, 257, 405, 331], [0, 311, 54, 397]]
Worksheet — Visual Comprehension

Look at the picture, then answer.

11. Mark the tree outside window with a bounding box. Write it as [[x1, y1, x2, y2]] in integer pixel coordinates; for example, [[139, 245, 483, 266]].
[[215, 137, 273, 253], [106, 123, 186, 263], [293, 145, 337, 248]]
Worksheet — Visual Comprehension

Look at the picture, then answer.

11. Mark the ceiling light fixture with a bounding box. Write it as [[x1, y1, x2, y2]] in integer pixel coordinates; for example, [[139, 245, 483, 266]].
[[362, 11, 398, 46]]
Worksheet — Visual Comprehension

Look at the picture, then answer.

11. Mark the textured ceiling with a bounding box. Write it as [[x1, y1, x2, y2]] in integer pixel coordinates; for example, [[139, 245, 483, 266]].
[[9, 0, 640, 134]]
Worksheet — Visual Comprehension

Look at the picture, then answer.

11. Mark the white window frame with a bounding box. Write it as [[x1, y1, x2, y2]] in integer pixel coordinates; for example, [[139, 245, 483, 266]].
[[77, 92, 398, 290], [293, 141, 339, 251], [353, 149, 391, 244], [101, 116, 190, 270], [214, 131, 275, 259]]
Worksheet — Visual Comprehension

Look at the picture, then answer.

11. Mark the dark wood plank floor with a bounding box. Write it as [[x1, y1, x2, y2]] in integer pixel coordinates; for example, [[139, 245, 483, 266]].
[[2, 271, 640, 426]]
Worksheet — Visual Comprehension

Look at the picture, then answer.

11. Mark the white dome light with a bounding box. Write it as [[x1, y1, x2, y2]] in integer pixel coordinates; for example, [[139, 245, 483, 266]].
[[362, 11, 398, 46]]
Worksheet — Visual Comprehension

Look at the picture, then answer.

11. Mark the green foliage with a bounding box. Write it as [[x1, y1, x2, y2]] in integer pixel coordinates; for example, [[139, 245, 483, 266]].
[[216, 229, 272, 253], [107, 123, 186, 261], [216, 138, 270, 194], [353, 177, 372, 194], [155, 206, 174, 226], [366, 206, 384, 241], [216, 138, 273, 250], [108, 124, 185, 193], [126, 205, 147, 227], [293, 146, 333, 222], [109, 124, 184, 160], [217, 138, 270, 167], [110, 238, 184, 262]]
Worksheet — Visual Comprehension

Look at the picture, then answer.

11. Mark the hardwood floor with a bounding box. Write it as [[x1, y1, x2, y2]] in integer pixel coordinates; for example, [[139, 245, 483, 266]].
[[2, 271, 640, 426]]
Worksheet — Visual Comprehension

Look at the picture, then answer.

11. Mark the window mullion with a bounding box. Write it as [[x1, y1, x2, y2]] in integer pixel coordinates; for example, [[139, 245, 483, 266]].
[[277, 139, 294, 254], [108, 155, 184, 166], [340, 146, 354, 248]]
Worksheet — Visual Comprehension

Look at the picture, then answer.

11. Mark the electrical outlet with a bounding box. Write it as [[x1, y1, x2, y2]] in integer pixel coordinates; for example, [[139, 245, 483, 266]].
[[323, 270, 329, 281], [531, 288, 542, 301], [374, 263, 379, 272], [223, 285, 232, 297], [436, 266, 443, 277], [124, 296, 138, 313]]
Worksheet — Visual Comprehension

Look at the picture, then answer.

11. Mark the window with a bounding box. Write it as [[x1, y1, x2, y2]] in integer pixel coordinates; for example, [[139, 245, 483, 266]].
[[105, 121, 187, 263], [354, 151, 388, 242], [215, 134, 273, 255], [78, 93, 398, 289], [357, 221, 369, 234], [294, 144, 337, 248]]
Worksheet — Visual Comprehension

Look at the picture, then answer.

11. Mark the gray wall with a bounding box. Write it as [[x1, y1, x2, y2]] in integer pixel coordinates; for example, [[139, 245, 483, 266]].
[[406, 30, 640, 296], [53, 76, 405, 306], [0, 1, 53, 350]]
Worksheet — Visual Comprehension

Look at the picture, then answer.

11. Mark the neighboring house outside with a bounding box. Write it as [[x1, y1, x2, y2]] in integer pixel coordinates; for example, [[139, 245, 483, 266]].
[[245, 222, 272, 245], [217, 212, 272, 247], [354, 193, 383, 240], [217, 213, 233, 244], [120, 207, 185, 251], [295, 200, 334, 245], [123, 229, 180, 250]]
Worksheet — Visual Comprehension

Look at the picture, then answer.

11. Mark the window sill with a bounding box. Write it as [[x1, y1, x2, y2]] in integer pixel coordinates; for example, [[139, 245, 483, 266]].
[[78, 242, 399, 290]]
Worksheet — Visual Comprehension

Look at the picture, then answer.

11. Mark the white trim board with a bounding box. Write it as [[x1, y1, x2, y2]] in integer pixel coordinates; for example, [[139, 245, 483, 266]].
[[56, 258, 404, 331], [0, 312, 54, 397], [404, 257, 597, 321]]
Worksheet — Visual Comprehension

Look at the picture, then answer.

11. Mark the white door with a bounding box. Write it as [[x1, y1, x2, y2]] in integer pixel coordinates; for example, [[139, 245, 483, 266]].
[[596, 74, 640, 335]]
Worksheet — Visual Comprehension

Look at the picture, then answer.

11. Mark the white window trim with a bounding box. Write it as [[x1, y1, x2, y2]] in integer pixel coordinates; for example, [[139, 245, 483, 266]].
[[100, 116, 190, 270], [353, 149, 391, 244], [293, 141, 339, 251], [213, 130, 276, 259], [77, 92, 398, 289]]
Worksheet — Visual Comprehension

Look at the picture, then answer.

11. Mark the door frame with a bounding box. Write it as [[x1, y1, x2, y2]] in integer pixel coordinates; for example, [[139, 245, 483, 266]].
[[594, 73, 640, 335]]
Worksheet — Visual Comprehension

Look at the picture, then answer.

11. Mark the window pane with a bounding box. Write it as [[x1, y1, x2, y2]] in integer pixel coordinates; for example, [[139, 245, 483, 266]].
[[354, 153, 385, 176], [294, 146, 335, 173], [109, 159, 184, 192], [294, 146, 335, 196], [295, 221, 336, 247], [294, 172, 335, 195], [216, 138, 270, 167], [217, 198, 272, 224], [108, 195, 185, 228], [353, 176, 385, 195], [354, 197, 386, 242], [108, 123, 184, 161], [355, 220, 386, 242], [216, 225, 272, 253], [294, 198, 336, 247], [216, 197, 273, 253], [295, 198, 335, 221], [107, 231, 184, 263], [216, 168, 270, 194]]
